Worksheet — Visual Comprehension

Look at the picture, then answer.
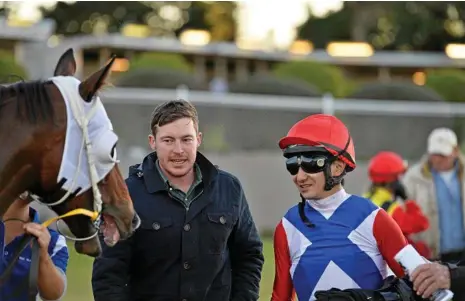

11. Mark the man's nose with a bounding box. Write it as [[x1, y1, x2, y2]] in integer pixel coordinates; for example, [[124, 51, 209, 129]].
[[295, 167, 308, 182], [173, 140, 184, 153]]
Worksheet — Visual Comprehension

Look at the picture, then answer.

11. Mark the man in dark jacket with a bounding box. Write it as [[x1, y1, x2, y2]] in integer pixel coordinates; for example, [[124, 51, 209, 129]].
[[410, 261, 465, 300], [91, 99, 264, 301]]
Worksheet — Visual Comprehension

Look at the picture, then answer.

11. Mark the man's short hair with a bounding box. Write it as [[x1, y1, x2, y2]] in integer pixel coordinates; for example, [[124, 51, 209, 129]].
[[150, 99, 199, 136]]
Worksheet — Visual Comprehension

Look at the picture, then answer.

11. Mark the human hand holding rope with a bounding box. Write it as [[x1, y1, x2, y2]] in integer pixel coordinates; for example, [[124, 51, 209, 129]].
[[23, 223, 51, 257]]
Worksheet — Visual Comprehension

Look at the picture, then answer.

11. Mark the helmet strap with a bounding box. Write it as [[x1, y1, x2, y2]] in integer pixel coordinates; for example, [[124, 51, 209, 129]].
[[323, 159, 347, 191], [322, 135, 351, 191], [298, 195, 315, 228]]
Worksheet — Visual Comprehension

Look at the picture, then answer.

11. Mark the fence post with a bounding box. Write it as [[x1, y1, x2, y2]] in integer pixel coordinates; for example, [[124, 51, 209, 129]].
[[176, 84, 190, 101], [322, 93, 335, 115]]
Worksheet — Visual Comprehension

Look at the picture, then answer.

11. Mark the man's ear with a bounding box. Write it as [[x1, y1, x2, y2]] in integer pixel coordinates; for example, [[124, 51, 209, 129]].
[[148, 134, 156, 151], [332, 160, 346, 177], [197, 131, 203, 147]]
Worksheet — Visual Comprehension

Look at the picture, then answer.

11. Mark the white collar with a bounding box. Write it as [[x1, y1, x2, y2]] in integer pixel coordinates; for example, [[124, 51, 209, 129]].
[[307, 188, 350, 213]]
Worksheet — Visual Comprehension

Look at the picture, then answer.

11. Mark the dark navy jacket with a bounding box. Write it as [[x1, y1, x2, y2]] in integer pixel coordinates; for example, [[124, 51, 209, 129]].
[[92, 151, 264, 301]]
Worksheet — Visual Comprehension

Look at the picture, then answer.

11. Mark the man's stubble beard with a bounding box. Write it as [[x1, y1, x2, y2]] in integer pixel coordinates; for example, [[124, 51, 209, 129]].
[[166, 164, 194, 179]]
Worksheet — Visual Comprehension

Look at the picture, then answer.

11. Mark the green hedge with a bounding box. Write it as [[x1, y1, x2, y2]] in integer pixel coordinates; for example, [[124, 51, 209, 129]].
[[0, 50, 28, 83], [425, 69, 465, 103], [229, 74, 322, 97], [272, 61, 353, 97], [348, 81, 445, 102], [116, 68, 206, 90], [116, 52, 205, 90], [128, 52, 191, 73], [118, 52, 465, 103]]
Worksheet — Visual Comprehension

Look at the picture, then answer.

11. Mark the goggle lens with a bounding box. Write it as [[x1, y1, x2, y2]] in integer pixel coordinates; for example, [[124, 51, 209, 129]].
[[286, 156, 327, 175]]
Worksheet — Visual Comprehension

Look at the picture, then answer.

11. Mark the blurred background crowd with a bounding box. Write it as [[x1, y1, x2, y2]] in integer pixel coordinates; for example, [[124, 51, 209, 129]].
[[2, 1, 465, 300]]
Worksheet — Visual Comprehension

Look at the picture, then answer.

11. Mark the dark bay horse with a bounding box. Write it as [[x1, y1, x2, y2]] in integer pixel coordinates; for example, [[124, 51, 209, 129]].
[[0, 48, 140, 257]]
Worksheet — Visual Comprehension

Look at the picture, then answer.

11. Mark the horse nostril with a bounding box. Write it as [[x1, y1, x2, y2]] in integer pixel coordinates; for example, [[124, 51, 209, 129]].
[[132, 213, 141, 231]]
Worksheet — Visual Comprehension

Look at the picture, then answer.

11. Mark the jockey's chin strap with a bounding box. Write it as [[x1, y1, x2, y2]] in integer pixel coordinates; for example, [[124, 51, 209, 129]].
[[0, 208, 98, 301]]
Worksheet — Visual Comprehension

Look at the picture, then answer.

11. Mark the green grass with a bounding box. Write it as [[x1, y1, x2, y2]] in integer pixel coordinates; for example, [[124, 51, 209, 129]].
[[63, 237, 275, 301]]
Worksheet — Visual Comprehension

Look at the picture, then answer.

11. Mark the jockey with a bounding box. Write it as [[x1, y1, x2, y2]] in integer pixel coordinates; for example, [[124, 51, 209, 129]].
[[271, 114, 410, 301], [365, 151, 431, 258], [0, 192, 68, 301]]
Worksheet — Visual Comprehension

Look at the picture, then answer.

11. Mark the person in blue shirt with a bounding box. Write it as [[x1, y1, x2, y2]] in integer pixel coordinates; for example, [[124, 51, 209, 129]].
[[403, 128, 465, 262], [0, 192, 69, 301]]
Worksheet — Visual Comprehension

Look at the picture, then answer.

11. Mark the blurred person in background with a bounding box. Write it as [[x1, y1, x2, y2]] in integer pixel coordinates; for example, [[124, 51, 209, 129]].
[[365, 151, 431, 258], [1, 192, 69, 301], [271, 114, 409, 301], [92, 99, 264, 301], [403, 127, 465, 263], [209, 76, 229, 93]]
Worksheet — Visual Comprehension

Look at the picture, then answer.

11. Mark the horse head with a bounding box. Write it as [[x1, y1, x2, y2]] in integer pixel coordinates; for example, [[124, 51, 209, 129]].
[[0, 48, 140, 257]]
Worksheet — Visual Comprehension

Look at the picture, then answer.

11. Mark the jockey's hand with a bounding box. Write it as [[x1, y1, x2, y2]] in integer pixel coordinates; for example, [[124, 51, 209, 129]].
[[411, 262, 451, 299], [24, 222, 51, 255]]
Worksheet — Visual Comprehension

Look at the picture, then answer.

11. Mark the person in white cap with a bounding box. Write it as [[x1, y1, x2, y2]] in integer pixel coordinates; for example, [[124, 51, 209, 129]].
[[403, 127, 465, 263]]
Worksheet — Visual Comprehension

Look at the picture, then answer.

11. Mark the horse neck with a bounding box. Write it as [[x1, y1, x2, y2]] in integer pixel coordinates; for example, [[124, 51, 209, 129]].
[[0, 109, 52, 216]]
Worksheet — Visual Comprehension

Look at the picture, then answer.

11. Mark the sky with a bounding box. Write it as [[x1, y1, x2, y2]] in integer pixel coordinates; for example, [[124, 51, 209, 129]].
[[13, 0, 343, 48], [237, 0, 343, 48]]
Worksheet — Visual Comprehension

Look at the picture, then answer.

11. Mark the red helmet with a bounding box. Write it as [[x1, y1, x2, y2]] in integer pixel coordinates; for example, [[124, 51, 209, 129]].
[[368, 151, 407, 184], [278, 114, 356, 171]]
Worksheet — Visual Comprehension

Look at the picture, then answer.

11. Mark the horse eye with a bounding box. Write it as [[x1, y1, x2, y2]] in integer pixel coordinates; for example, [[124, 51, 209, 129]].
[[110, 144, 117, 160]]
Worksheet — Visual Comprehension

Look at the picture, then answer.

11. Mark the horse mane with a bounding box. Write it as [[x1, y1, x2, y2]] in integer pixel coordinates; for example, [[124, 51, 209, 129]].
[[0, 79, 55, 124]]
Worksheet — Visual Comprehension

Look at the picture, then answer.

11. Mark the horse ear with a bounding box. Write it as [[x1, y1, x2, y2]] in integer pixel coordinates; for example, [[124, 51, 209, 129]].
[[54, 48, 77, 76], [78, 55, 116, 103]]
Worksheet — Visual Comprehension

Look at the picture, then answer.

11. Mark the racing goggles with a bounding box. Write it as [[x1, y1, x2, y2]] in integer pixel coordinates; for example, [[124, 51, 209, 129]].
[[286, 155, 328, 175]]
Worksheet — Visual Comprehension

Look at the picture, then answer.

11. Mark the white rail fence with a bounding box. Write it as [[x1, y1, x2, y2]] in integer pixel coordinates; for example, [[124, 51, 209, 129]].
[[100, 86, 465, 117]]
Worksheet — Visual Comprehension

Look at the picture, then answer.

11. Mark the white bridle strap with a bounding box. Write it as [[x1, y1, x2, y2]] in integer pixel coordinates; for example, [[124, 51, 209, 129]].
[[66, 89, 102, 212]]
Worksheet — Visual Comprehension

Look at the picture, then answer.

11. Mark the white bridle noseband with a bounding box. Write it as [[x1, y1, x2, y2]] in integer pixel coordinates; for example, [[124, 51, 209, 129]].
[[29, 76, 119, 242]]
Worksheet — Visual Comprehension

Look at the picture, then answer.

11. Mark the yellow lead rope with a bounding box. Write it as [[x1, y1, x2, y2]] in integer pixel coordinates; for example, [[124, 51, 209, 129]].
[[41, 208, 99, 227]]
